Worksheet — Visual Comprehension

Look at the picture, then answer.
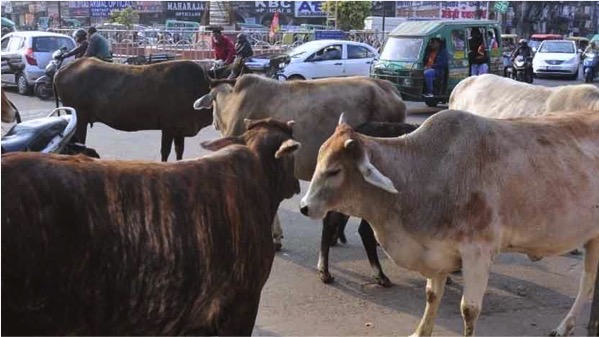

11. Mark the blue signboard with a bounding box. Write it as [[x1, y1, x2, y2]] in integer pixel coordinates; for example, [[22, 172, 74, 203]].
[[295, 1, 326, 18], [314, 30, 346, 40], [89, 1, 134, 17]]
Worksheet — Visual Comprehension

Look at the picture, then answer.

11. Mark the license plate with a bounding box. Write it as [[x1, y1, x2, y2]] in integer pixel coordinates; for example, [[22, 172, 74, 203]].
[[547, 65, 561, 70]]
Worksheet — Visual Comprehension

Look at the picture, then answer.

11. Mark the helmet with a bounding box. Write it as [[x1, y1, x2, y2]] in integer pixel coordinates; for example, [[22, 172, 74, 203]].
[[519, 39, 528, 46], [237, 33, 247, 41], [73, 29, 87, 40]]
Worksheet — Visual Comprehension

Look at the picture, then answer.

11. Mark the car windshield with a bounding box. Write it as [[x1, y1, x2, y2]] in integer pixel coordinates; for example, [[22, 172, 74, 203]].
[[33, 37, 74, 53], [380, 37, 423, 62], [539, 41, 575, 54], [288, 42, 328, 58]]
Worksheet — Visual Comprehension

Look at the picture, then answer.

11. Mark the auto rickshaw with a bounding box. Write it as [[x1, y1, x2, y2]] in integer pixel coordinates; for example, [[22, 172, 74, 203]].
[[529, 34, 562, 53], [566, 36, 590, 53], [371, 20, 503, 107]]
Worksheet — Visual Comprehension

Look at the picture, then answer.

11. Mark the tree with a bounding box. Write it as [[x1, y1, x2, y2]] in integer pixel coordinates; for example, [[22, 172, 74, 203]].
[[322, 1, 371, 31], [108, 7, 140, 30]]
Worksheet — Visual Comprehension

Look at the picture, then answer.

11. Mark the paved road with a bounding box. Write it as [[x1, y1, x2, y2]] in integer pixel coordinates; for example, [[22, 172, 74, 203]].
[[2, 77, 597, 336]]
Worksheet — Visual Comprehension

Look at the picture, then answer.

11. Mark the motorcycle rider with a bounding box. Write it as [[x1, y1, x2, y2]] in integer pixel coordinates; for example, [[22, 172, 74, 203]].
[[583, 41, 599, 57], [511, 39, 533, 77], [60, 29, 89, 60], [228, 33, 254, 79], [84, 26, 112, 62], [211, 28, 236, 66]]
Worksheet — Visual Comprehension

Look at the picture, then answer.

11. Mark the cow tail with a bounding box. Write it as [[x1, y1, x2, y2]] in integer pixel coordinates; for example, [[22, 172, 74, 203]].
[[53, 81, 60, 109]]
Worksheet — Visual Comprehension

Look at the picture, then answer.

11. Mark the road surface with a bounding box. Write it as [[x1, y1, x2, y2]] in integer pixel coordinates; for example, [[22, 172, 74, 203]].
[[2, 76, 598, 336]]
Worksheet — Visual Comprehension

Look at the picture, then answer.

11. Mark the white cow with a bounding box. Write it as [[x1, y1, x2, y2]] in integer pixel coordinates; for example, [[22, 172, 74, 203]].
[[301, 110, 599, 336], [449, 74, 599, 117]]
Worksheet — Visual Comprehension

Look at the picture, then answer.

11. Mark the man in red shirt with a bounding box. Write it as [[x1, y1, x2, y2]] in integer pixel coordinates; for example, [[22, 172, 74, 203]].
[[211, 28, 235, 65]]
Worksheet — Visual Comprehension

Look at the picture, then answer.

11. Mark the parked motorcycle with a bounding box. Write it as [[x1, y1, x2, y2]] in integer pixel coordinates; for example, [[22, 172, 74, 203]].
[[583, 52, 598, 83], [34, 47, 67, 100], [1, 106, 99, 157], [511, 55, 534, 84]]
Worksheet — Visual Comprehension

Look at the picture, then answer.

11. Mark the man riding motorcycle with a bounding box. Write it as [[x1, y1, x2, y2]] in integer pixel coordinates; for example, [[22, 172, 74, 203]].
[[511, 39, 533, 79], [84, 27, 112, 62], [61, 29, 89, 59], [228, 33, 254, 79]]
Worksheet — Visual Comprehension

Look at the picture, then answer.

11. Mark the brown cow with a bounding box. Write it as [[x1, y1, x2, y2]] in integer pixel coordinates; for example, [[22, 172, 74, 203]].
[[54, 58, 213, 162], [193, 74, 407, 283], [1, 118, 301, 336], [301, 109, 599, 336]]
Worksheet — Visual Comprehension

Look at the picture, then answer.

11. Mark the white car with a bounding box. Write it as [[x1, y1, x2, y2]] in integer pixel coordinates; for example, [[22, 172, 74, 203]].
[[281, 39, 379, 80], [532, 40, 580, 80], [1, 31, 76, 95]]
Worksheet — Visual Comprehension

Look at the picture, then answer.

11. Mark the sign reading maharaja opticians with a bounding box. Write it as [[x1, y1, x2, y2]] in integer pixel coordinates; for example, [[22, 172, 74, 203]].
[[165, 1, 206, 21], [254, 1, 294, 14], [295, 1, 326, 17]]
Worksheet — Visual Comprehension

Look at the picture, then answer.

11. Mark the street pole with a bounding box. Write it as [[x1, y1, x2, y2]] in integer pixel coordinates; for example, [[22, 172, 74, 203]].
[[589, 261, 599, 336], [381, 3, 386, 43], [57, 1, 61, 29], [334, 1, 337, 30]]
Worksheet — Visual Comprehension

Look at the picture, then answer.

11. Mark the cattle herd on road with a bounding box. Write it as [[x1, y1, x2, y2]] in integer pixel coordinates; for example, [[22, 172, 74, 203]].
[[1, 56, 599, 336]]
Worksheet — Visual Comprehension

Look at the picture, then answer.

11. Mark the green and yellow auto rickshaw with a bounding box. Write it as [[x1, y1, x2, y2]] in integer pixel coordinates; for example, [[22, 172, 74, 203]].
[[370, 20, 503, 107]]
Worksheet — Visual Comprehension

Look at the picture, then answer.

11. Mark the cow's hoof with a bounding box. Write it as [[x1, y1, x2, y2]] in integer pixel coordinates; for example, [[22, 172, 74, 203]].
[[339, 233, 347, 244], [375, 274, 392, 287], [274, 243, 282, 252], [570, 248, 583, 255], [320, 271, 335, 284]]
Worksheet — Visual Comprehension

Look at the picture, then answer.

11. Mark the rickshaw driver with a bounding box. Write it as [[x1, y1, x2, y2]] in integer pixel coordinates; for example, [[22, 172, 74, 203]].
[[423, 37, 449, 97]]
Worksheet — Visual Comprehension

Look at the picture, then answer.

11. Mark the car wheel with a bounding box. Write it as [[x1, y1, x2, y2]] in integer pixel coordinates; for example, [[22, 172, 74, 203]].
[[16, 73, 32, 95], [287, 75, 305, 81]]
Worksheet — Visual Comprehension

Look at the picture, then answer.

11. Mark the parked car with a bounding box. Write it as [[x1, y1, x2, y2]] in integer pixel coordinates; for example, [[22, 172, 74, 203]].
[[281, 39, 378, 80], [1, 31, 76, 95], [532, 39, 580, 80]]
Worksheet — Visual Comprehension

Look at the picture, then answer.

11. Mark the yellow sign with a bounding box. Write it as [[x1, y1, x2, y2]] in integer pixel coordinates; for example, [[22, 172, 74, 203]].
[[454, 51, 465, 59]]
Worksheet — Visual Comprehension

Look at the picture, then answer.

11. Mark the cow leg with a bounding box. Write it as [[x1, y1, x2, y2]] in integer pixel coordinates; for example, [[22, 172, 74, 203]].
[[174, 135, 185, 161], [74, 115, 89, 144], [160, 131, 174, 162], [410, 274, 448, 337], [358, 219, 391, 287], [272, 214, 283, 251], [551, 236, 599, 336], [459, 245, 492, 337], [318, 211, 349, 284]]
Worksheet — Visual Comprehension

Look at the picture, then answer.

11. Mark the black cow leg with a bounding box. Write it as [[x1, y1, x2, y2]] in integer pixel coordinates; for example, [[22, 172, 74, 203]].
[[160, 131, 174, 162], [74, 115, 89, 144], [174, 136, 185, 160], [358, 219, 391, 287], [319, 211, 350, 284]]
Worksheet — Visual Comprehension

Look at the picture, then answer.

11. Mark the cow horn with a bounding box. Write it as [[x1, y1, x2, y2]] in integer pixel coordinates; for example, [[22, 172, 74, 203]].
[[357, 153, 398, 194], [286, 120, 295, 128], [338, 112, 348, 125]]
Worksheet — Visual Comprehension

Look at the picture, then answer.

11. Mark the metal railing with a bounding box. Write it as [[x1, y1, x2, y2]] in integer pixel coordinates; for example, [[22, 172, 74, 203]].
[[45, 28, 388, 61]]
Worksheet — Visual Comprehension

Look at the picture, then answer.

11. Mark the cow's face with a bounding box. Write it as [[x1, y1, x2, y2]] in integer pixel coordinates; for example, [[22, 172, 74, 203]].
[[202, 118, 301, 200], [300, 123, 398, 220], [193, 83, 234, 131]]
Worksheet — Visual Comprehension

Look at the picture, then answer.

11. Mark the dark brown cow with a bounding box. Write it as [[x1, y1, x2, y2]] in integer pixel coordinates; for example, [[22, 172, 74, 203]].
[[54, 58, 213, 162], [1, 119, 301, 336]]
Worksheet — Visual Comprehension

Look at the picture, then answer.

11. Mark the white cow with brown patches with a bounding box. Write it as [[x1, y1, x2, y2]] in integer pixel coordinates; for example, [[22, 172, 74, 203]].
[[300, 110, 599, 336], [449, 74, 599, 117]]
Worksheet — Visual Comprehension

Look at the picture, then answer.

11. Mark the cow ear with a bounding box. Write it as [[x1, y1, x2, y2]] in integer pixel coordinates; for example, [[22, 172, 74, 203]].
[[275, 139, 301, 159], [201, 137, 243, 151], [356, 153, 398, 194], [194, 93, 214, 110]]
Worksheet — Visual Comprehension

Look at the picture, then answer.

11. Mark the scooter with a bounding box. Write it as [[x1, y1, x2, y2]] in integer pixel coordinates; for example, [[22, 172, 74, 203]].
[[511, 55, 534, 84], [1, 106, 99, 157], [34, 47, 67, 100], [583, 52, 598, 83]]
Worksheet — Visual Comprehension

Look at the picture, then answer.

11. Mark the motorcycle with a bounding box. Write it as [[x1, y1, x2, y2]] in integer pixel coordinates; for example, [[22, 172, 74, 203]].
[[1, 106, 99, 157], [511, 55, 534, 84], [34, 47, 67, 100], [583, 52, 598, 83]]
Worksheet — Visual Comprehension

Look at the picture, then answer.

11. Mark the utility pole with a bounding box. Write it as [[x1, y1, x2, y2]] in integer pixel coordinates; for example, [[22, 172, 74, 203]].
[[334, 1, 337, 29], [57, 1, 61, 29], [381, 2, 386, 42]]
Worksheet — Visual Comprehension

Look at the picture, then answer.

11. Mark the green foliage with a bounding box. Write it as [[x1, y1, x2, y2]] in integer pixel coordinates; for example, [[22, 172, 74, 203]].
[[108, 7, 139, 29], [322, 1, 372, 31]]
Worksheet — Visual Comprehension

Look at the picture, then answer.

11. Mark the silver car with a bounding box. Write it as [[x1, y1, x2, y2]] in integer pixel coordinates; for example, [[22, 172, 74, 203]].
[[1, 31, 76, 95]]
